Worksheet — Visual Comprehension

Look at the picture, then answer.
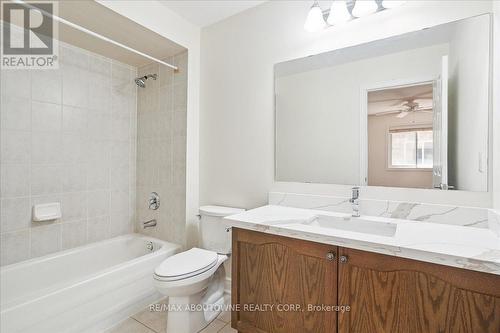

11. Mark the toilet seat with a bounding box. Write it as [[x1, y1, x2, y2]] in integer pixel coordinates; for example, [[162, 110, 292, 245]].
[[154, 248, 218, 281]]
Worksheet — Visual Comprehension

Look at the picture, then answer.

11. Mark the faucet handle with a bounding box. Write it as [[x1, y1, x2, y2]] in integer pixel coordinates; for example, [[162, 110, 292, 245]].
[[351, 186, 360, 199]]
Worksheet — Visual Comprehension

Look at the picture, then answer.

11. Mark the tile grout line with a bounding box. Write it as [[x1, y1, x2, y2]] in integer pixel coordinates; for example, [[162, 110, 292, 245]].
[[130, 317, 158, 333], [217, 321, 230, 333]]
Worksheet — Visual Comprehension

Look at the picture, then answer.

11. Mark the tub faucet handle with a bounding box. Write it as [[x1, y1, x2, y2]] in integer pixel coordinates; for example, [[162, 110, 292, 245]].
[[148, 192, 160, 210]]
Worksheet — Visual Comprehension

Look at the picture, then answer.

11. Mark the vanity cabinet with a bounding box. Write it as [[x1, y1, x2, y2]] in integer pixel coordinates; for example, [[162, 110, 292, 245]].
[[231, 228, 338, 333], [231, 228, 500, 333], [337, 247, 500, 333]]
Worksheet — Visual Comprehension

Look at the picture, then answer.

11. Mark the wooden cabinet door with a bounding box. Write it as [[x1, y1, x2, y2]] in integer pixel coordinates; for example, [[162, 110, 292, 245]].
[[231, 228, 338, 333], [338, 247, 500, 333]]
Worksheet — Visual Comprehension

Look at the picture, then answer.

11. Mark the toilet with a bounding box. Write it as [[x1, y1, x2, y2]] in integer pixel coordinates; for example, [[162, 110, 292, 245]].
[[153, 205, 244, 333]]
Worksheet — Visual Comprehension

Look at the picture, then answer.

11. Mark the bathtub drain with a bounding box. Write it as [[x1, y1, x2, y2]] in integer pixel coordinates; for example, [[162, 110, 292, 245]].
[[146, 241, 154, 252]]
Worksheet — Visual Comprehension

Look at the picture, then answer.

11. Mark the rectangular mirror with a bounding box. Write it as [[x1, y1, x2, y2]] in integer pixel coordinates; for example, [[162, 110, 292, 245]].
[[275, 14, 491, 191]]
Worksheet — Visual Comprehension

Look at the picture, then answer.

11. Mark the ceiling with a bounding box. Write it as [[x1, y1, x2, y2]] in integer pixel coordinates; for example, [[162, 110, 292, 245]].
[[368, 84, 433, 115], [5, 1, 186, 67], [58, 1, 186, 67], [159, 1, 266, 27]]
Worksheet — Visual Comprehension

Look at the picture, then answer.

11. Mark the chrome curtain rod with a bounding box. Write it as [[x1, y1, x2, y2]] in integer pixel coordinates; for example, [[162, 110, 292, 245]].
[[13, 0, 179, 71]]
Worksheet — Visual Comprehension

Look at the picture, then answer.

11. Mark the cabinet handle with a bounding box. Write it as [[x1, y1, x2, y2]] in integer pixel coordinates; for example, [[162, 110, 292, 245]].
[[326, 252, 336, 261], [339, 255, 348, 263]]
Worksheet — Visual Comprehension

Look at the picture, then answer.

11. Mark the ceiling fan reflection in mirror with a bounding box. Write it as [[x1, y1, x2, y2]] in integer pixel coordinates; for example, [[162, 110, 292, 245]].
[[375, 98, 433, 118]]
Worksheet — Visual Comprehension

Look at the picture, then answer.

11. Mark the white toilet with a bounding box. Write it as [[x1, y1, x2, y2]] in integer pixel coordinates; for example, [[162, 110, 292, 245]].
[[153, 205, 244, 333]]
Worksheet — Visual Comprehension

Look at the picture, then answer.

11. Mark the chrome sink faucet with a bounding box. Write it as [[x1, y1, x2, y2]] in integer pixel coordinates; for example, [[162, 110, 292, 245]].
[[349, 187, 360, 217]]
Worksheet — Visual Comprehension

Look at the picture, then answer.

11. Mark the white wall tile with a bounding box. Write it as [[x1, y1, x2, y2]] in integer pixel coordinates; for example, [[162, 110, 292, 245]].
[[62, 105, 87, 134], [61, 134, 87, 163], [112, 62, 133, 84], [31, 223, 61, 257], [159, 63, 174, 87], [136, 54, 186, 245], [110, 141, 130, 168], [62, 163, 86, 192], [32, 101, 62, 132], [89, 77, 112, 111], [32, 69, 62, 104], [1, 130, 31, 164], [1, 70, 31, 99], [62, 220, 87, 249], [1, 96, 31, 131], [173, 83, 187, 109], [31, 132, 62, 164], [63, 65, 89, 108], [173, 110, 187, 137], [0, 197, 31, 232], [61, 46, 89, 69], [87, 139, 110, 165], [87, 215, 110, 242], [1, 164, 30, 197], [87, 190, 110, 217], [110, 190, 129, 215], [31, 165, 62, 195], [87, 162, 110, 190], [111, 116, 130, 142], [0, 43, 136, 266], [156, 111, 172, 140], [87, 110, 111, 140], [61, 192, 87, 222], [0, 230, 30, 266], [110, 165, 130, 191], [110, 213, 131, 237], [112, 93, 133, 117], [90, 56, 111, 76]]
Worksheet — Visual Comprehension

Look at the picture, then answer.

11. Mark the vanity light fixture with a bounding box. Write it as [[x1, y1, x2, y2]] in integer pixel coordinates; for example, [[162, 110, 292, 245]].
[[304, 1, 327, 32], [352, 0, 378, 17], [381, 0, 407, 9], [305, 0, 406, 32], [327, 0, 351, 26]]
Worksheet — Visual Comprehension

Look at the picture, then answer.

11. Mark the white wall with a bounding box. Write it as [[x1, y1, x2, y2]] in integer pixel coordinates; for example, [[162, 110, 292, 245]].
[[494, 2, 500, 210], [98, 1, 201, 246], [448, 15, 490, 192], [276, 44, 447, 185], [200, 0, 495, 209]]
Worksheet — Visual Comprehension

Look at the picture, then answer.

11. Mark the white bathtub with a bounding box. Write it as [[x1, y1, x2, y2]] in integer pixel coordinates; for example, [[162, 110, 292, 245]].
[[0, 233, 180, 333]]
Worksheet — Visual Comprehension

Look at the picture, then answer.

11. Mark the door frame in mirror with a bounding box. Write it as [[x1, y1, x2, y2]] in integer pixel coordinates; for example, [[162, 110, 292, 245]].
[[359, 75, 436, 187]]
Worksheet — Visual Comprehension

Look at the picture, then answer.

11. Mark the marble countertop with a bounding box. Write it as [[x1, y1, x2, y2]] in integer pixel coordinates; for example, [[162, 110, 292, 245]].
[[225, 205, 500, 276]]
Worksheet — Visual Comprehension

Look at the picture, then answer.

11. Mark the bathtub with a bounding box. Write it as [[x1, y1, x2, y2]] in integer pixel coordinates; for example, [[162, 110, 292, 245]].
[[0, 233, 180, 333]]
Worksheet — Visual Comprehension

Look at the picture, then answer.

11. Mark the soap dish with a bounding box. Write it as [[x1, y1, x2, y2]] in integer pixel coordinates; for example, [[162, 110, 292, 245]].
[[32, 202, 62, 222]]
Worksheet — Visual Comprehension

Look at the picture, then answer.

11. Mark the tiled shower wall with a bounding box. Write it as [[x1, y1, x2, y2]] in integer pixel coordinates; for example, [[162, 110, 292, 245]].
[[0, 43, 137, 266], [136, 51, 187, 247]]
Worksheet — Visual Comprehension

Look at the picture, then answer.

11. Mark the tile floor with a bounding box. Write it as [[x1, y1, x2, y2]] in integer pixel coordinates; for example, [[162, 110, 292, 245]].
[[107, 297, 236, 333]]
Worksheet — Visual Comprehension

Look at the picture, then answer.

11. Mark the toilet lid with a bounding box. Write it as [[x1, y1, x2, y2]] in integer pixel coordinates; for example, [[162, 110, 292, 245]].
[[154, 248, 218, 279]]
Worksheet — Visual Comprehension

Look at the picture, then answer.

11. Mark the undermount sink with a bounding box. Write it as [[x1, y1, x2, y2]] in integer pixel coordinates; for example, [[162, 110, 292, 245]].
[[285, 214, 397, 237]]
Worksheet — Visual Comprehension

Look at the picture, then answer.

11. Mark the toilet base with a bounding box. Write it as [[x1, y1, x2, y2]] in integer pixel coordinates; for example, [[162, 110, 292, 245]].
[[164, 266, 226, 333], [166, 293, 224, 333]]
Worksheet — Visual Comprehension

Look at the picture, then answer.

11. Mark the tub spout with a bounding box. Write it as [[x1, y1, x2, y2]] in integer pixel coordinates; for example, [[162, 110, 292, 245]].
[[143, 219, 157, 229]]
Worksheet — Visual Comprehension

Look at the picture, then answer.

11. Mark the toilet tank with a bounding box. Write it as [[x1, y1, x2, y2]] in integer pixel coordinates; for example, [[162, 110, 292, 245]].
[[199, 206, 245, 254]]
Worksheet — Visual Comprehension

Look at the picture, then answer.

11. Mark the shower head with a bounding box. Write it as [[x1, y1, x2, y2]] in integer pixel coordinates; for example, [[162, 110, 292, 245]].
[[135, 78, 146, 88], [134, 73, 157, 88]]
